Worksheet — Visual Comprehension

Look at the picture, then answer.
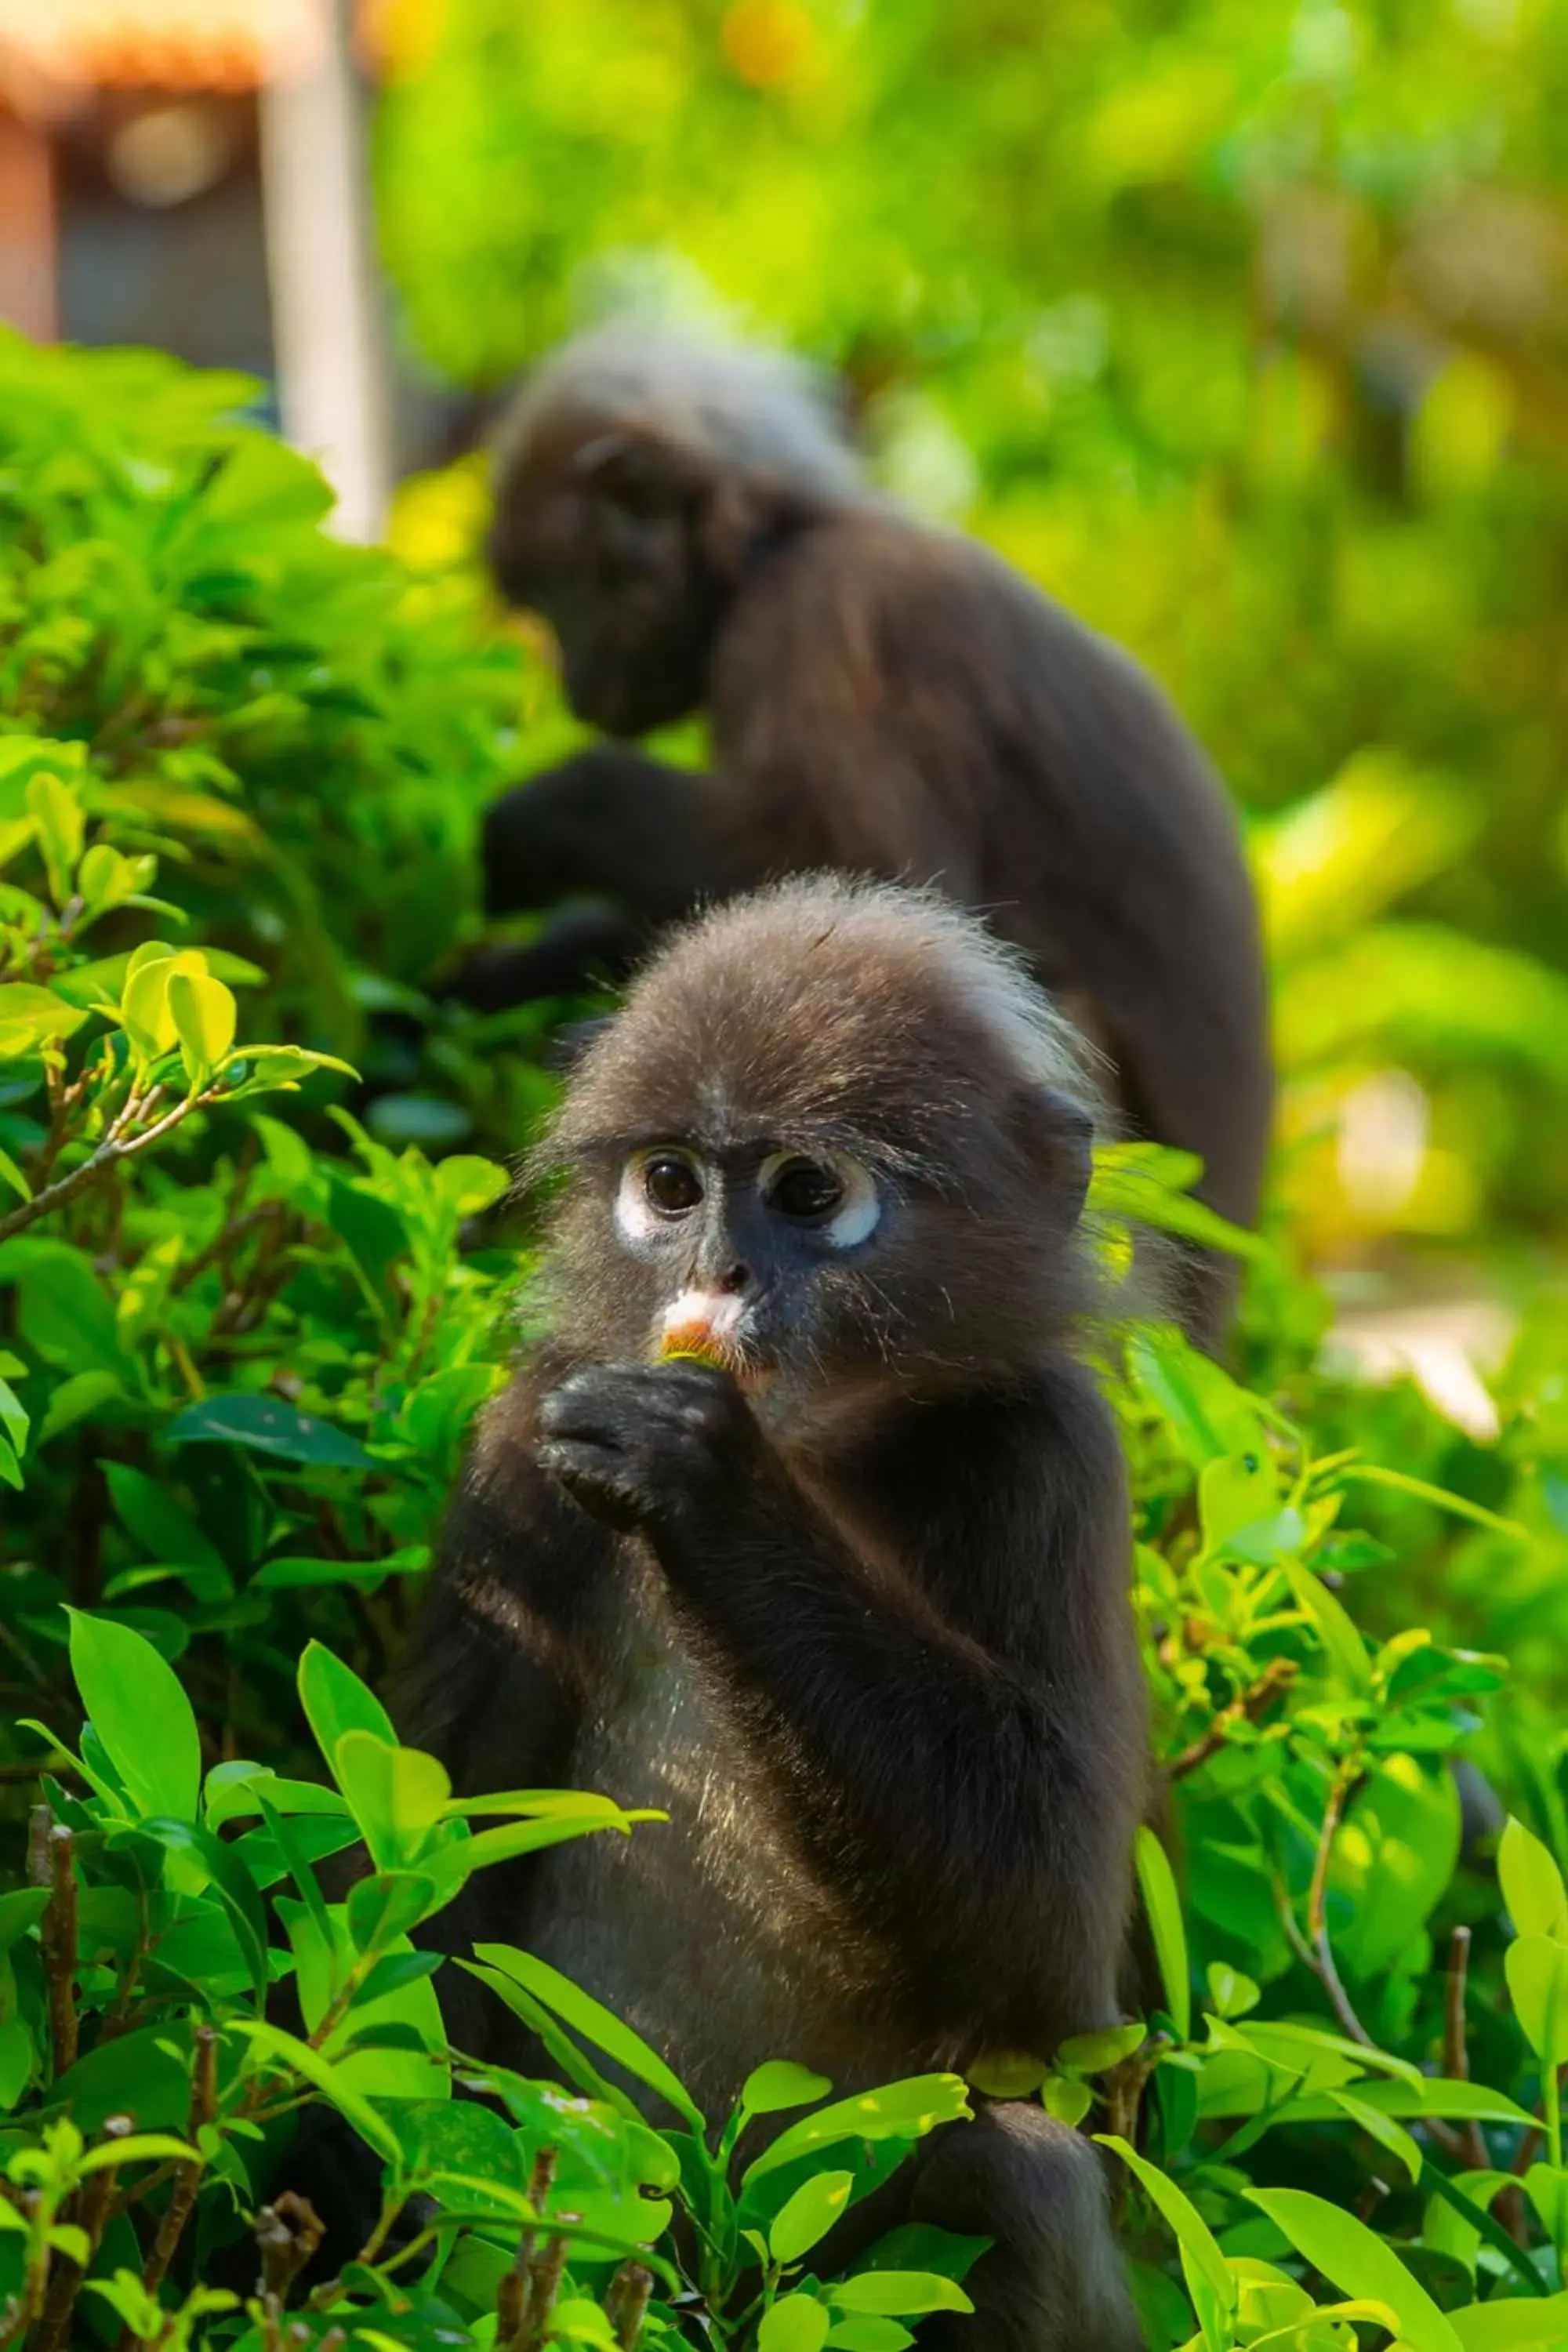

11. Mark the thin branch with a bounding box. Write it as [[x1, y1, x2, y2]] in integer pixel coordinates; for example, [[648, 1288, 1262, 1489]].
[[135, 2026, 216, 2306], [0, 1083, 216, 1243], [1445, 1926, 1490, 2172], [42, 1824, 78, 2076], [1169, 1657, 1298, 1781]]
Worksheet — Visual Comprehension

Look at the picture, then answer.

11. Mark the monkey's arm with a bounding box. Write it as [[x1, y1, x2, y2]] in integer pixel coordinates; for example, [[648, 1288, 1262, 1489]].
[[397, 1375, 609, 1793], [448, 743, 774, 1011], [538, 1360, 1144, 2042]]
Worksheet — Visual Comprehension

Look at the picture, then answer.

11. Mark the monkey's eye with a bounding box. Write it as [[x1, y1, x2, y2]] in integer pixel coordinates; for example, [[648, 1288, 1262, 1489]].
[[761, 1152, 880, 1247], [641, 1152, 704, 1216], [768, 1159, 844, 1220]]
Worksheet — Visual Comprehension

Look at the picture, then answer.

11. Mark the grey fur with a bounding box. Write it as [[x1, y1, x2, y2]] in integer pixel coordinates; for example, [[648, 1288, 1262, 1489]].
[[495, 319, 866, 505]]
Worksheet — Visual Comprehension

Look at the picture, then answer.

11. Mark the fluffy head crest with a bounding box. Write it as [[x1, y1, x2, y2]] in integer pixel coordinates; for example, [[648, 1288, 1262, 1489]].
[[496, 321, 866, 506]]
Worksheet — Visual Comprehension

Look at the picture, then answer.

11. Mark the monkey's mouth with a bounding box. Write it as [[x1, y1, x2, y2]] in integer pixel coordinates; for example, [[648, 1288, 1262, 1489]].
[[653, 1290, 771, 1389]]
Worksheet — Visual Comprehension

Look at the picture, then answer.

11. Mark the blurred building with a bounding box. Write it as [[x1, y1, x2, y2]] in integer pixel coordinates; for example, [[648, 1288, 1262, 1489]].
[[0, 0, 461, 536]]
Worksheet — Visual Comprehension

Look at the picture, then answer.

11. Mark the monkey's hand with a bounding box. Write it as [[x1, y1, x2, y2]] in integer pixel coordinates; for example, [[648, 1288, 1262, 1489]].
[[536, 1362, 767, 1539]]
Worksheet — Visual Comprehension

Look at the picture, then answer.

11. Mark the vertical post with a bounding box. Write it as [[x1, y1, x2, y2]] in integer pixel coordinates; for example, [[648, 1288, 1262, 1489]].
[[0, 110, 57, 342], [258, 0, 390, 541]]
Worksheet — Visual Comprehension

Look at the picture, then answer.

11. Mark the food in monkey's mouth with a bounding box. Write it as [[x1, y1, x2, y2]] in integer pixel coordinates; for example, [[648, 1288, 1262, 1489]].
[[655, 1290, 757, 1381], [659, 1323, 731, 1369]]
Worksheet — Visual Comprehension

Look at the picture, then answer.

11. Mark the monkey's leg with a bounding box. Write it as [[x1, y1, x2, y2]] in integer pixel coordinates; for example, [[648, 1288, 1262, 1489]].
[[910, 2107, 1145, 2352]]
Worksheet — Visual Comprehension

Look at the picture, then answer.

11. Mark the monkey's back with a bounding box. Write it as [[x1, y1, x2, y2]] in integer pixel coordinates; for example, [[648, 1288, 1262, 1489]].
[[710, 510, 1273, 1237]]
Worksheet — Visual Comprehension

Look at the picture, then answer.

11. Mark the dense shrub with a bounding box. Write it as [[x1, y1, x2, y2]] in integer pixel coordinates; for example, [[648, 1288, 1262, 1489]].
[[4, 336, 1568, 2350]]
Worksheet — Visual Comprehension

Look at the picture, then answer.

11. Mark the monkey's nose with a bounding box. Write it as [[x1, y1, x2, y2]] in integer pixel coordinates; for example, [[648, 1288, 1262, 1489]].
[[715, 1262, 750, 1295]]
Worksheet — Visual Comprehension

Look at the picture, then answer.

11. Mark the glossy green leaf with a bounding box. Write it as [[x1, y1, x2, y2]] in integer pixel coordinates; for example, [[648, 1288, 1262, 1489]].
[[66, 1609, 201, 1823], [770, 2171, 855, 2263], [829, 2275, 971, 2318], [1500, 1817, 1568, 1943], [165, 1392, 376, 1467], [1247, 2187, 1464, 2351], [299, 1639, 397, 1768], [1136, 1825, 1190, 2040], [1506, 1936, 1568, 2067], [760, 2297, 832, 2352], [472, 1943, 705, 2131], [741, 2060, 836, 2118], [744, 2076, 972, 2184]]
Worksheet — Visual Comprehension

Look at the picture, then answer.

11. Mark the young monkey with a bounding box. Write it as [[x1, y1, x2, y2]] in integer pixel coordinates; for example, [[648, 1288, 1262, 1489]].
[[405, 877, 1149, 2352]]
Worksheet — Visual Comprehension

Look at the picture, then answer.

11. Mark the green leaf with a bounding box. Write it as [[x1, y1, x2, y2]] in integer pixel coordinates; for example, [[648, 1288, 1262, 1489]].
[[131, 1818, 270, 2013], [771, 2172, 855, 2263], [346, 1871, 437, 1955], [1097, 2136, 1232, 2350], [741, 2060, 836, 2118], [1129, 1330, 1269, 1468], [333, 1731, 450, 1871], [298, 1639, 397, 1765], [1247, 2187, 1464, 2352], [0, 983, 86, 1056], [1285, 1563, 1372, 1693], [760, 2297, 831, 2352], [1450, 2292, 1568, 2347], [1136, 1825, 1190, 2040], [165, 964, 237, 1084], [824, 2325, 913, 2352], [1500, 1818, 1568, 1942], [227, 2019, 402, 2161], [165, 1392, 375, 1467], [1206, 1963, 1260, 2020], [744, 2077, 971, 2184], [1327, 2090, 1423, 2184], [66, 1609, 201, 1822], [1506, 1936, 1568, 2067], [26, 771, 85, 905], [829, 2274, 972, 2318], [472, 1944, 705, 2132]]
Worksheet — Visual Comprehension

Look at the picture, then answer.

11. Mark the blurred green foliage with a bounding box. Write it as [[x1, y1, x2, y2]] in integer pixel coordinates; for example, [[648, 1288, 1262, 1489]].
[[374, 0, 1568, 1259]]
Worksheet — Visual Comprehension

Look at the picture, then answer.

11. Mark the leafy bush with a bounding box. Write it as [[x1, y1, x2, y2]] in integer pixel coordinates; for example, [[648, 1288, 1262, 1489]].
[[5, 340, 1568, 2351]]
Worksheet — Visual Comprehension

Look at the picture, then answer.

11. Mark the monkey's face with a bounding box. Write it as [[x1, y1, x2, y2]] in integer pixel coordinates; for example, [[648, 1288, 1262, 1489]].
[[604, 1138, 884, 1412], [488, 436, 726, 739]]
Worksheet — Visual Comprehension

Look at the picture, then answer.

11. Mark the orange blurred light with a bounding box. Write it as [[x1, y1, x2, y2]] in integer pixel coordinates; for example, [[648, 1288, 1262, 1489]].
[[0, 0, 325, 93], [720, 0, 815, 91]]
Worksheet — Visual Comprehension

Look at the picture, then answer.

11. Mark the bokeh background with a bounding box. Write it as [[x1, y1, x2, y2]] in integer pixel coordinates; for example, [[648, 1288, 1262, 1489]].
[[4, 0, 1566, 1426]]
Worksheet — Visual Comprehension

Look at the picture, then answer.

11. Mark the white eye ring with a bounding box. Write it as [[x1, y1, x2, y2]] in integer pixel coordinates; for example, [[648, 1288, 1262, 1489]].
[[759, 1151, 880, 1248], [615, 1148, 704, 1244]]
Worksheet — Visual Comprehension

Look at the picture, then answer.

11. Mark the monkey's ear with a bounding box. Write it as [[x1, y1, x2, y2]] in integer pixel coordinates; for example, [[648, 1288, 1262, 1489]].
[[1013, 1087, 1095, 1229]]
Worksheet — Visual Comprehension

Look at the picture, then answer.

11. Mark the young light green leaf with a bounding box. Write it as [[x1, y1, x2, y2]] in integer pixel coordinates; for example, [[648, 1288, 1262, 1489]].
[[829, 2275, 972, 2318], [1246, 2187, 1464, 2352], [1450, 2292, 1568, 2348], [759, 2297, 831, 2352], [743, 2077, 972, 2184], [298, 1639, 397, 1776], [770, 2172, 855, 2263], [66, 1609, 201, 1823], [1135, 1825, 1190, 2040], [741, 2060, 835, 2118], [1505, 1936, 1568, 2068], [1499, 1817, 1568, 1943], [165, 965, 237, 1086], [332, 1730, 451, 1870]]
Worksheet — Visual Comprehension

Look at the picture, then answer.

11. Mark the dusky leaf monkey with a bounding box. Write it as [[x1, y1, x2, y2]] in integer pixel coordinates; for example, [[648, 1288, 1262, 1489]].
[[408, 878, 1150, 2352], [461, 322, 1272, 1339]]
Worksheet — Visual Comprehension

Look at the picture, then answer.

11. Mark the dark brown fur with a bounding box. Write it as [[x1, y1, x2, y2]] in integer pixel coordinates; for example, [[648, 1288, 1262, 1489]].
[[409, 880, 1149, 2351], [465, 324, 1272, 1341]]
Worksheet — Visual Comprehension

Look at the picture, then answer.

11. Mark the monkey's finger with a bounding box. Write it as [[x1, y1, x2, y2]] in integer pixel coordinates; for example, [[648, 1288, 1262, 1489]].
[[537, 1439, 650, 1534]]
